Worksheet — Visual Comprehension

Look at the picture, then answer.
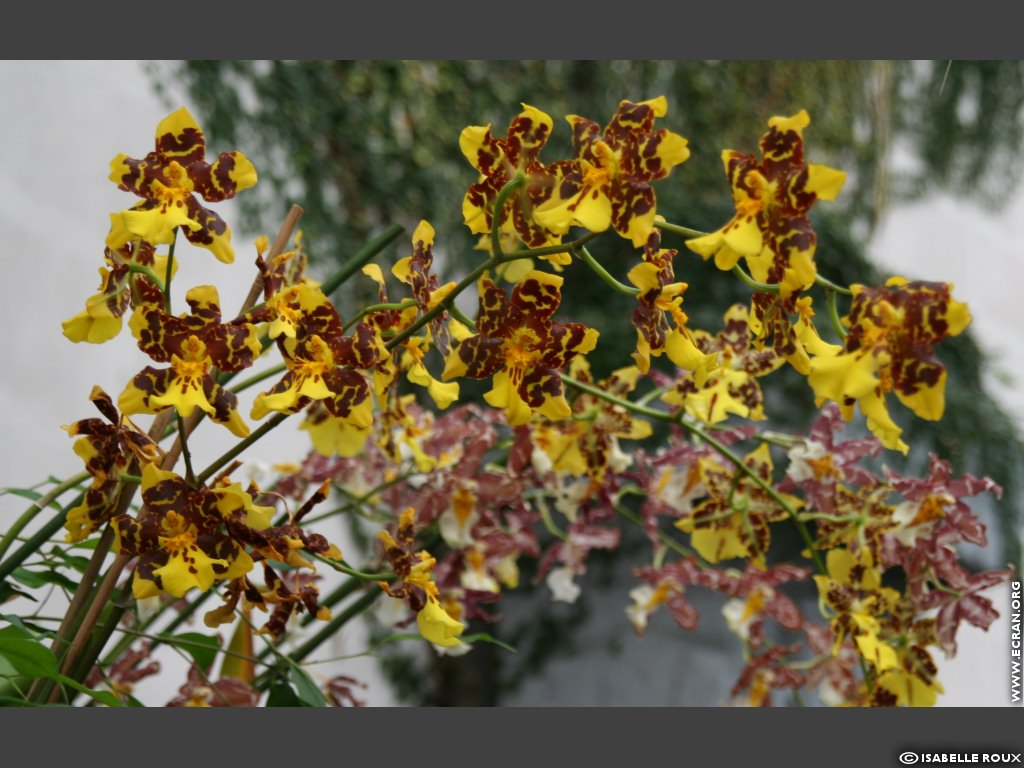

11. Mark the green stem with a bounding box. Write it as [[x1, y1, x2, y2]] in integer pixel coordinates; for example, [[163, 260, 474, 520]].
[[346, 299, 419, 331], [490, 175, 525, 259], [195, 414, 288, 486], [0, 471, 88, 564], [283, 588, 384, 666], [448, 303, 477, 331], [177, 415, 196, 486], [301, 576, 365, 626], [732, 264, 780, 294], [614, 500, 700, 563], [228, 363, 288, 395], [815, 273, 853, 296], [0, 497, 77, 583], [537, 500, 568, 542], [573, 245, 639, 296], [164, 233, 177, 314], [126, 263, 165, 292], [825, 288, 848, 342], [308, 552, 392, 581], [503, 232, 599, 261], [320, 224, 405, 297], [655, 221, 707, 239], [118, 473, 142, 485]]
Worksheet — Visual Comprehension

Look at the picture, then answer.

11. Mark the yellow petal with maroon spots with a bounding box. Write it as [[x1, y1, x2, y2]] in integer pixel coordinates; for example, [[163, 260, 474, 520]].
[[682, 518, 750, 564], [946, 294, 972, 337], [807, 350, 881, 407], [459, 123, 500, 173], [141, 461, 180, 494], [484, 369, 533, 426], [301, 401, 374, 457], [722, 213, 763, 258], [522, 372, 572, 422], [462, 187, 491, 236], [119, 202, 200, 246], [627, 261, 663, 295], [856, 635, 900, 672], [392, 255, 412, 284], [665, 329, 717, 378], [148, 368, 217, 418], [182, 203, 235, 263], [634, 129, 690, 181], [571, 185, 614, 234], [895, 367, 947, 422], [195, 151, 257, 201], [805, 163, 847, 201], [408, 361, 459, 409], [875, 669, 942, 707], [860, 389, 908, 454], [154, 107, 205, 163], [62, 299, 123, 344], [212, 481, 274, 530], [153, 546, 227, 598]]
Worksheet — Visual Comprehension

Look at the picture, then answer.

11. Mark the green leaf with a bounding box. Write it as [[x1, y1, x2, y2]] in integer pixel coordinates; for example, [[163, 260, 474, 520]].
[[11, 568, 78, 592], [0, 636, 58, 678], [266, 681, 302, 707], [47, 546, 91, 573], [461, 632, 517, 653], [0, 582, 37, 604], [289, 666, 328, 707], [0, 487, 63, 511], [157, 632, 221, 672], [0, 614, 51, 640], [53, 674, 125, 707]]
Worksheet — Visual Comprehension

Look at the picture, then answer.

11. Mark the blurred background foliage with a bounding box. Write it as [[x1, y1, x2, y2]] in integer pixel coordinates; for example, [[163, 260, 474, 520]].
[[150, 60, 1024, 704]]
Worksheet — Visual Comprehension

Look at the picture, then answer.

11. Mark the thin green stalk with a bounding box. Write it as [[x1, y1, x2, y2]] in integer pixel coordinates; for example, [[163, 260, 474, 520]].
[[282, 588, 384, 665], [126, 263, 165, 292], [301, 577, 364, 626], [614, 500, 700, 563], [448, 303, 477, 331], [655, 221, 708, 239], [229, 362, 287, 395], [503, 232, 597, 260], [732, 264, 780, 294], [536, 500, 568, 542], [177, 414, 196, 486], [0, 495, 78, 583], [195, 414, 288, 486], [490, 175, 525, 259], [347, 299, 418, 329], [825, 288, 848, 342], [0, 471, 88, 564], [815, 273, 853, 296], [573, 245, 639, 296], [308, 552, 392, 581], [163, 234, 177, 314], [320, 223, 405, 297]]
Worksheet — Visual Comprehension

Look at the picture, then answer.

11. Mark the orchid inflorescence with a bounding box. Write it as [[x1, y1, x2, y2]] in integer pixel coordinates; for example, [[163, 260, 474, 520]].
[[7, 97, 1010, 709]]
